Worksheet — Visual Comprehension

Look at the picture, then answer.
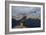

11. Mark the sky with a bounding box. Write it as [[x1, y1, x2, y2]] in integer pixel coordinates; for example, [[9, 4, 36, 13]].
[[12, 6, 41, 16]]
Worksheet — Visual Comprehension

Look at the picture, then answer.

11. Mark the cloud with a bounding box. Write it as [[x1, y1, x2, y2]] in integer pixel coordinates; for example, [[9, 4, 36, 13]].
[[12, 6, 41, 16]]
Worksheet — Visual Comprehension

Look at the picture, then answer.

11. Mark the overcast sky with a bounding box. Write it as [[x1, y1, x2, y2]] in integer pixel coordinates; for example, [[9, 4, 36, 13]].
[[12, 6, 41, 16]]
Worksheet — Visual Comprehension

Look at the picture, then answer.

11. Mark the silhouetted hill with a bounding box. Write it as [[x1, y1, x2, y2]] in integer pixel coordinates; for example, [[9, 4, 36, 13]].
[[12, 18, 40, 28]]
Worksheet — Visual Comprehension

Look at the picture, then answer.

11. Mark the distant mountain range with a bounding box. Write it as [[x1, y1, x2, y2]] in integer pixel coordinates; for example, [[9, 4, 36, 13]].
[[12, 13, 40, 20]]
